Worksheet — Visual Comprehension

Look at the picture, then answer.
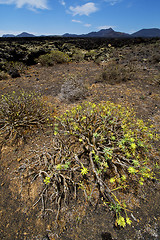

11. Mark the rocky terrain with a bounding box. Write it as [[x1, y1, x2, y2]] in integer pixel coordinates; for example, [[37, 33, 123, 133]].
[[0, 37, 160, 240]]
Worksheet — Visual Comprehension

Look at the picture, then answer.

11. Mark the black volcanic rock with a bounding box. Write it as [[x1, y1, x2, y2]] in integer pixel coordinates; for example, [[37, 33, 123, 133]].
[[132, 28, 160, 38], [8, 69, 20, 78]]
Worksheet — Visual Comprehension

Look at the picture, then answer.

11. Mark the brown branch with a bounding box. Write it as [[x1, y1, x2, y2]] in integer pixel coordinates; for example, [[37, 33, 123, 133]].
[[89, 152, 116, 204]]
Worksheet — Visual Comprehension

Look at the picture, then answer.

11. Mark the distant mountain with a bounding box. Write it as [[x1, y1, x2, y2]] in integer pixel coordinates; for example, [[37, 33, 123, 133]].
[[63, 28, 160, 38], [63, 33, 80, 37], [84, 28, 130, 38], [131, 28, 160, 38], [16, 32, 36, 37], [63, 28, 130, 38], [2, 32, 36, 37], [2, 34, 16, 37], [2, 28, 160, 38]]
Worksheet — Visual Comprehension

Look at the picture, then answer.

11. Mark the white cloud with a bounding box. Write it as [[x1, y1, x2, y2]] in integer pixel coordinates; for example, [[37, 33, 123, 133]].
[[71, 20, 91, 28], [97, 25, 116, 30], [69, 2, 98, 16], [72, 19, 82, 23], [59, 0, 65, 6], [0, 0, 48, 10], [104, 0, 122, 6], [84, 24, 91, 27]]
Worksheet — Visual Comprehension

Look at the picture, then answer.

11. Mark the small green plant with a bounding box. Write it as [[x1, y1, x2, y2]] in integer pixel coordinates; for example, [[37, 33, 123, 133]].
[[109, 202, 122, 213], [109, 202, 132, 227], [0, 90, 51, 142], [140, 95, 145, 100]]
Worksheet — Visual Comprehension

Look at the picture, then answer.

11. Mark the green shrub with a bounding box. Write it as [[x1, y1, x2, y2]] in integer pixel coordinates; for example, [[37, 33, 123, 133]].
[[37, 50, 70, 66], [4, 61, 26, 73], [20, 101, 159, 226], [84, 50, 96, 61], [72, 49, 85, 62], [0, 90, 51, 142], [36, 53, 53, 66]]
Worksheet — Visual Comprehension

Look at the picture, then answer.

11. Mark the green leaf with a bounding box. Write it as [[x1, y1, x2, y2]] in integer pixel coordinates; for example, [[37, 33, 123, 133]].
[[121, 175, 127, 181], [128, 167, 138, 174], [111, 135, 116, 141], [132, 159, 140, 167], [63, 162, 71, 170], [93, 132, 99, 138], [130, 137, 135, 143], [56, 164, 62, 170], [130, 143, 136, 150], [102, 162, 109, 169], [94, 155, 99, 163], [81, 116, 87, 121]]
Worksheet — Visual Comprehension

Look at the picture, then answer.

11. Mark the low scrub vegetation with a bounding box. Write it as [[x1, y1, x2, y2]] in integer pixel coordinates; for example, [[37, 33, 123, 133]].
[[98, 62, 135, 84], [37, 50, 70, 66], [4, 61, 27, 73], [72, 49, 86, 62], [0, 70, 9, 80], [0, 90, 51, 142], [18, 101, 159, 227]]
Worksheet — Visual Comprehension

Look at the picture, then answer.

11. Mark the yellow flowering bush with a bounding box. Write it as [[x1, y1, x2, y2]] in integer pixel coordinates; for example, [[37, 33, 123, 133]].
[[19, 101, 159, 227]]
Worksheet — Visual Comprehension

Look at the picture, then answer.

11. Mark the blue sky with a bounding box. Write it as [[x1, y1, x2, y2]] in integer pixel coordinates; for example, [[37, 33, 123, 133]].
[[0, 0, 160, 36]]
